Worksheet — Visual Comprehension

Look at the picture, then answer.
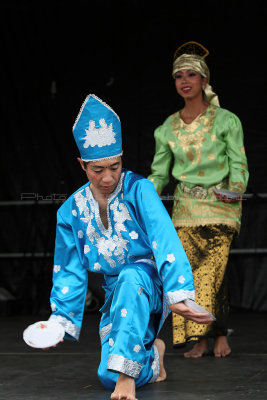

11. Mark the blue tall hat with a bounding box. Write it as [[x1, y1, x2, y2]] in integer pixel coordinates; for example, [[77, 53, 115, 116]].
[[73, 94, 123, 162]]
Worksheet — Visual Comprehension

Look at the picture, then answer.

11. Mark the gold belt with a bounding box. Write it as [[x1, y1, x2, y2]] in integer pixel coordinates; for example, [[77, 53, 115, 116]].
[[180, 181, 226, 199]]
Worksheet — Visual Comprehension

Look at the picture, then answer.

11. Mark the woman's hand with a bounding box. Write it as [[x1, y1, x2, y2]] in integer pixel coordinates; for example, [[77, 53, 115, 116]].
[[169, 302, 214, 324], [214, 191, 242, 203]]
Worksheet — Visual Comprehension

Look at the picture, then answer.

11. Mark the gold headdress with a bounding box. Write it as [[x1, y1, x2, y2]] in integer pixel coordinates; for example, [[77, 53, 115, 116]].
[[172, 41, 219, 106], [173, 41, 209, 59]]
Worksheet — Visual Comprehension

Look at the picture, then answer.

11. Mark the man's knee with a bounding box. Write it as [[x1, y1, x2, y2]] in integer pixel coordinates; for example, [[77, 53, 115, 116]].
[[117, 263, 152, 289], [117, 264, 139, 284]]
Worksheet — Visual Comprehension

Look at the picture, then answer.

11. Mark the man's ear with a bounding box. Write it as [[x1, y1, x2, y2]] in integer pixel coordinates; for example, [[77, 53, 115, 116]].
[[77, 157, 86, 171]]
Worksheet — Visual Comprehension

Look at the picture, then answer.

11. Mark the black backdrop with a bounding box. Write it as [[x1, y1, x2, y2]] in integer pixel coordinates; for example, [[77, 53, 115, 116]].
[[1, 0, 267, 315]]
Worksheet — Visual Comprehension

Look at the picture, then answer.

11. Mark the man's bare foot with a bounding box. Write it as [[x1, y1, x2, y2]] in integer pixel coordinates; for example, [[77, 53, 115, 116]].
[[110, 373, 137, 400], [214, 335, 231, 357], [155, 338, 167, 382], [184, 338, 209, 358]]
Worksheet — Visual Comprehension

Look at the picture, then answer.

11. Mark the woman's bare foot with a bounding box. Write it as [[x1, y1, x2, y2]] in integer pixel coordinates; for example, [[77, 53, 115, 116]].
[[214, 335, 231, 357], [184, 338, 209, 358], [155, 338, 167, 382], [110, 373, 137, 400]]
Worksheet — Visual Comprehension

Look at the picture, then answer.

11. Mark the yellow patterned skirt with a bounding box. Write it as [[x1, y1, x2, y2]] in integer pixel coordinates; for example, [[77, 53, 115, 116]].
[[172, 224, 235, 346]]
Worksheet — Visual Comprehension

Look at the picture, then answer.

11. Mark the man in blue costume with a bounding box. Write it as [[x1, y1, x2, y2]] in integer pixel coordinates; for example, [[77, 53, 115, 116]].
[[49, 94, 213, 400]]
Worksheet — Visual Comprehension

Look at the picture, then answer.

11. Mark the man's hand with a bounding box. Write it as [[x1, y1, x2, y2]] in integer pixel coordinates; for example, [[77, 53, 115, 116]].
[[42, 339, 64, 351], [169, 302, 214, 324]]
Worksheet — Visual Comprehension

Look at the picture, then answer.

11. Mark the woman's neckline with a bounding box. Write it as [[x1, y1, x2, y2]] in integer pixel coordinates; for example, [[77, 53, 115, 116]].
[[179, 104, 210, 125]]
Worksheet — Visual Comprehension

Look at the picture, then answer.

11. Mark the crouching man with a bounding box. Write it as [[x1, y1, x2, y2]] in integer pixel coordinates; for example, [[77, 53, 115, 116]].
[[48, 94, 213, 400]]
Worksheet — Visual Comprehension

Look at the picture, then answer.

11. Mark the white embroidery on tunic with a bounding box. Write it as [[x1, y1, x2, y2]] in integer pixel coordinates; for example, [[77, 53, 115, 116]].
[[133, 344, 141, 353], [178, 275, 185, 284], [72, 210, 77, 217], [111, 198, 131, 234], [78, 230, 84, 238], [94, 262, 101, 271], [152, 241, 157, 250], [121, 308, 127, 317], [165, 289, 195, 305], [167, 253, 175, 263], [69, 312, 75, 317], [109, 338, 114, 346], [99, 323, 112, 342], [54, 265, 61, 273], [74, 173, 132, 268], [95, 236, 116, 267], [107, 354, 142, 378], [49, 314, 80, 339], [84, 245, 90, 254], [51, 303, 56, 311], [61, 286, 69, 295], [138, 287, 143, 295], [129, 231, 138, 239], [74, 190, 91, 222]]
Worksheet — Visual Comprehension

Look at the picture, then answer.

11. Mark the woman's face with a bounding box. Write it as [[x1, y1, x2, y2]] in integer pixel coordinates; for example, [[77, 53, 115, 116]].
[[174, 69, 207, 101]]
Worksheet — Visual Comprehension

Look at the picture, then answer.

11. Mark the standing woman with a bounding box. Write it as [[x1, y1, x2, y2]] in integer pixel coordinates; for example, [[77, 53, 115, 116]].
[[148, 41, 249, 358]]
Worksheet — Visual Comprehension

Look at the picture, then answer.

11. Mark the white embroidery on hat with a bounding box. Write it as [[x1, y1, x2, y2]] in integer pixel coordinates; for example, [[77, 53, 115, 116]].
[[83, 119, 116, 148]]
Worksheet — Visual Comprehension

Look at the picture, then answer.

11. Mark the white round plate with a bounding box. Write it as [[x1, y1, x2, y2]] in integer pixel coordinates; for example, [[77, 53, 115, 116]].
[[23, 320, 65, 348]]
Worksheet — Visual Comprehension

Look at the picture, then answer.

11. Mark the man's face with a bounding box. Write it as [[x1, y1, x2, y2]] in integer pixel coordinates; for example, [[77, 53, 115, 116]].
[[81, 157, 122, 197]]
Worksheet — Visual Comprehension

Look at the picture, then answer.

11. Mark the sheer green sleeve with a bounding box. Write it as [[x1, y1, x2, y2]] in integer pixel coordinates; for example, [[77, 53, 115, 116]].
[[224, 113, 249, 192], [147, 124, 173, 194]]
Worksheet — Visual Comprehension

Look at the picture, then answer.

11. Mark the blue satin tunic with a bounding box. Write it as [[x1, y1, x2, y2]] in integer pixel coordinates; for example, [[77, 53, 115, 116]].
[[49, 169, 195, 388]]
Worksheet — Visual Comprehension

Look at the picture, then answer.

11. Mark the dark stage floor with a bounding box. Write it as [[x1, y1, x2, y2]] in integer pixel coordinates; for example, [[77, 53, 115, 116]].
[[0, 309, 266, 399]]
